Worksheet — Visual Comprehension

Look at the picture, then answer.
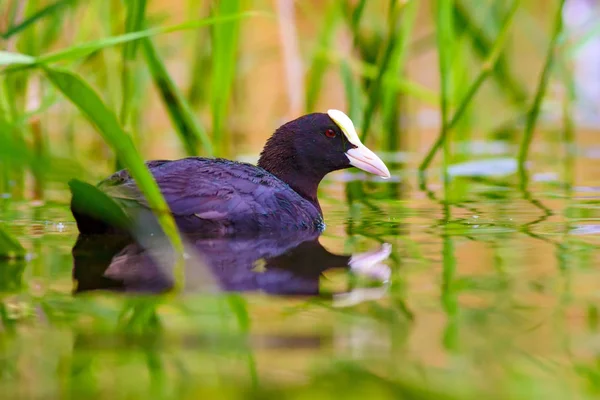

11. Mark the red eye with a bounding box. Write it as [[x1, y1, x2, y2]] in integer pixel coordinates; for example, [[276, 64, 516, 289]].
[[325, 129, 336, 138]]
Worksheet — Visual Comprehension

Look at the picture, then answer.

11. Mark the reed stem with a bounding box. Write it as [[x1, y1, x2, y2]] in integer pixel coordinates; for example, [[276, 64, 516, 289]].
[[419, 0, 520, 175], [518, 0, 566, 189]]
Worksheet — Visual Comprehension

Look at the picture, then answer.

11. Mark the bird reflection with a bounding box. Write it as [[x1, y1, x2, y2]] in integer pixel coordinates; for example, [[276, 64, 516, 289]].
[[72, 231, 391, 299]]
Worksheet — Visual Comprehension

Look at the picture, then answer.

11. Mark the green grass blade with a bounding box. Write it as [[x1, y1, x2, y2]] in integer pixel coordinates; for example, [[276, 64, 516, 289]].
[[436, 0, 454, 130], [142, 37, 213, 156], [359, 0, 400, 141], [122, 0, 147, 61], [340, 60, 364, 126], [453, 0, 527, 107], [381, 0, 419, 149], [0, 224, 25, 259], [43, 67, 184, 269], [186, 1, 211, 107], [1, 12, 260, 71], [0, 127, 81, 182], [518, 0, 566, 187], [361, 0, 420, 144], [305, 1, 341, 112], [327, 50, 439, 104], [0, 72, 28, 197], [434, 0, 455, 193], [210, 0, 242, 156], [349, 0, 367, 32], [568, 22, 600, 57], [420, 0, 520, 174], [120, 0, 147, 130], [391, 78, 438, 104], [68, 179, 132, 231], [0, 0, 75, 40]]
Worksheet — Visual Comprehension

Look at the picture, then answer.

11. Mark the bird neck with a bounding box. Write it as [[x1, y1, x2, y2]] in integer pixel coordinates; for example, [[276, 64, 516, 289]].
[[258, 140, 324, 212]]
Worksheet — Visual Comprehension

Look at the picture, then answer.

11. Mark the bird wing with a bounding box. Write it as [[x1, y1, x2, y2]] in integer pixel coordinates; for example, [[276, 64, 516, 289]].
[[98, 157, 293, 220]]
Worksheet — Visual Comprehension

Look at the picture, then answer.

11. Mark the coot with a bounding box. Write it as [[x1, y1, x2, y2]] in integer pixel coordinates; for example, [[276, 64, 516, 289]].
[[71, 110, 390, 235]]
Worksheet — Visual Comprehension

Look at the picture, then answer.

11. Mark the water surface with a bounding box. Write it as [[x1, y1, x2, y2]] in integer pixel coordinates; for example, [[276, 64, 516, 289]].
[[1, 145, 600, 399]]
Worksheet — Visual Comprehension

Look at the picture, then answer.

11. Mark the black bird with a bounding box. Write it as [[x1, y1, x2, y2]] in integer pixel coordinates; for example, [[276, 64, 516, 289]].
[[71, 110, 390, 236]]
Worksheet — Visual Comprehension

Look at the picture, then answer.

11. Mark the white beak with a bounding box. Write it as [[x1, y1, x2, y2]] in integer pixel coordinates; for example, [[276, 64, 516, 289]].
[[345, 145, 391, 179], [326, 109, 391, 179]]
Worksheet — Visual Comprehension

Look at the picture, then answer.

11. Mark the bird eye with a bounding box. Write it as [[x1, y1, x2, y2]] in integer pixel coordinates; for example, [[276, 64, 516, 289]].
[[325, 129, 336, 138]]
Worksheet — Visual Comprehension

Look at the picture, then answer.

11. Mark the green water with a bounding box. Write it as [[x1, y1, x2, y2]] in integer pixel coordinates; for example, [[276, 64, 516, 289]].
[[1, 152, 600, 400]]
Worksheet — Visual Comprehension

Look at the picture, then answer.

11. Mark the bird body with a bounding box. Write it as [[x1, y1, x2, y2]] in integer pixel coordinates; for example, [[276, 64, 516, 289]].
[[71, 110, 390, 236], [95, 157, 324, 235]]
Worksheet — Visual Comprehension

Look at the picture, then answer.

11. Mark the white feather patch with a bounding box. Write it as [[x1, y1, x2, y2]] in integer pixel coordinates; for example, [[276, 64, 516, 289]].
[[327, 109, 362, 147]]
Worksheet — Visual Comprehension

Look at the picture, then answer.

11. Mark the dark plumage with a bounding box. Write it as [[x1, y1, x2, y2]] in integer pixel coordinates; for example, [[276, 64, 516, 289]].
[[71, 110, 390, 236]]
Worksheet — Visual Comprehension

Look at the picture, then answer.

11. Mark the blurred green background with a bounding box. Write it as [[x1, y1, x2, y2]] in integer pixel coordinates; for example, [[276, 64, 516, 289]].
[[1, 0, 600, 399], [1, 0, 596, 193]]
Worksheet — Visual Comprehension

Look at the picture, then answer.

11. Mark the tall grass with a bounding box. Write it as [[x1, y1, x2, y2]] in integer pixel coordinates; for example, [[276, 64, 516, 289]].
[[517, 0, 566, 188], [453, 0, 528, 109], [142, 37, 213, 156], [0, 0, 592, 282], [305, 1, 341, 113], [0, 3, 256, 273], [45, 67, 184, 258], [381, 0, 418, 152], [1, 1, 600, 399], [1, 13, 256, 69], [209, 0, 242, 157], [119, 0, 146, 140], [419, 0, 521, 181]]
